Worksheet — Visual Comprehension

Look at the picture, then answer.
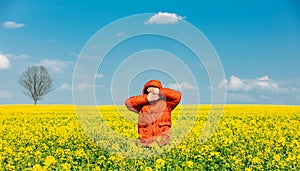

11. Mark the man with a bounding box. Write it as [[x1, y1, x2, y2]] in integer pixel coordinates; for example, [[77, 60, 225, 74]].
[[125, 80, 181, 147]]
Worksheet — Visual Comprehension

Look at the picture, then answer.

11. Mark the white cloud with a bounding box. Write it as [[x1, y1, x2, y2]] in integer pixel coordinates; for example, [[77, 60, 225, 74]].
[[117, 32, 127, 38], [2, 21, 25, 29], [38, 59, 69, 72], [0, 53, 10, 70], [59, 82, 103, 91], [257, 75, 270, 81], [76, 83, 94, 90], [228, 75, 249, 91], [58, 83, 72, 91], [217, 79, 227, 89], [224, 75, 279, 92], [6, 53, 29, 60], [95, 74, 104, 79], [167, 81, 196, 90], [0, 91, 12, 99], [219, 75, 300, 104], [59, 82, 104, 91], [253, 76, 278, 90], [145, 12, 184, 25]]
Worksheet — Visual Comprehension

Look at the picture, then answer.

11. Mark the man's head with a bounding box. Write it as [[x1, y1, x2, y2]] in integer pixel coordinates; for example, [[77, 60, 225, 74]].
[[142, 80, 162, 94]]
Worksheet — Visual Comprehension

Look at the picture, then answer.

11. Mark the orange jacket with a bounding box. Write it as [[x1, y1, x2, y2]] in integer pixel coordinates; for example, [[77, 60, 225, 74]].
[[125, 80, 181, 145]]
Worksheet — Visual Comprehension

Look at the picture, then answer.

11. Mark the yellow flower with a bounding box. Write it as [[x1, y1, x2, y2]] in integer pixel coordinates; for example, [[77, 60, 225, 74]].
[[93, 166, 101, 171], [274, 154, 280, 162], [60, 163, 71, 171], [144, 166, 153, 171], [186, 161, 193, 168], [0, 105, 300, 170], [32, 164, 44, 171], [5, 161, 15, 171], [155, 158, 165, 168], [75, 148, 86, 159], [285, 154, 296, 163], [252, 157, 261, 164], [210, 151, 221, 157], [247, 154, 253, 159], [34, 151, 42, 158], [257, 151, 263, 157], [44, 155, 57, 167], [97, 155, 106, 165]]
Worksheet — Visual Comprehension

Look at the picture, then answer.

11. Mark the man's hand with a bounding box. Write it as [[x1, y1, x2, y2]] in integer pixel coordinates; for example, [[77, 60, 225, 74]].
[[147, 92, 160, 102], [147, 87, 159, 95]]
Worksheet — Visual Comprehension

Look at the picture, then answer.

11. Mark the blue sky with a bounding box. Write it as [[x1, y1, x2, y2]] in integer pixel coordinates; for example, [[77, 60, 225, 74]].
[[0, 0, 299, 105]]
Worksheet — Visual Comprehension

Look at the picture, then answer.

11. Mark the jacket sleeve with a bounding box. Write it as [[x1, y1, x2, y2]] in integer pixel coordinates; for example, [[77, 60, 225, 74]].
[[125, 94, 149, 113], [160, 88, 182, 110]]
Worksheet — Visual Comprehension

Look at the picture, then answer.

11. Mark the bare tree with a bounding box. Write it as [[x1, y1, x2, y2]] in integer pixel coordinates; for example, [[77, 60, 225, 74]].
[[19, 65, 53, 105]]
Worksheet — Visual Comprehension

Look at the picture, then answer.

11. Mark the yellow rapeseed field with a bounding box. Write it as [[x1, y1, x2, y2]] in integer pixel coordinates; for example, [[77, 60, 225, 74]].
[[0, 105, 299, 170]]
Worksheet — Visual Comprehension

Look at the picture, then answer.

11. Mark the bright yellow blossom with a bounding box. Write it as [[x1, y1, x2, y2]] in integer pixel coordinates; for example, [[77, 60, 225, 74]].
[[32, 164, 44, 171], [155, 158, 166, 169], [44, 155, 57, 167], [144, 166, 153, 171], [274, 154, 281, 162], [186, 161, 194, 168], [0, 105, 299, 170]]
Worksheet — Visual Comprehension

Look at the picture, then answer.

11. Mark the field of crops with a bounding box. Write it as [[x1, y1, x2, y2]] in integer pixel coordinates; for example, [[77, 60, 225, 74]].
[[0, 104, 299, 170]]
